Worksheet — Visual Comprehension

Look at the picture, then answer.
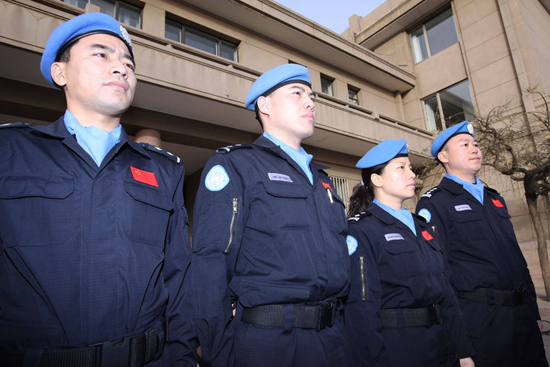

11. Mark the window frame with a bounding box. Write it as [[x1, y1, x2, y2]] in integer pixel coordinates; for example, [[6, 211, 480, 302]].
[[321, 75, 334, 96], [422, 79, 475, 131], [348, 85, 360, 105], [165, 18, 238, 62], [410, 8, 458, 64], [61, 0, 142, 28]]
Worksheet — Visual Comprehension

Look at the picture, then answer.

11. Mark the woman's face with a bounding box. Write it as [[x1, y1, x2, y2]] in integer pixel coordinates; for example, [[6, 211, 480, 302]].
[[372, 156, 416, 204]]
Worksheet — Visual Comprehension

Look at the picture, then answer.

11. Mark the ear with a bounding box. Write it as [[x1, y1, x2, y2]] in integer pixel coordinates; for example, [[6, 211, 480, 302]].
[[51, 62, 67, 87], [437, 150, 449, 164], [371, 173, 383, 188], [257, 96, 270, 117]]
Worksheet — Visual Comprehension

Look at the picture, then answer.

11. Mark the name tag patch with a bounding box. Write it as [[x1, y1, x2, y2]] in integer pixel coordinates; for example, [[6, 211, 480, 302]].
[[454, 204, 472, 212], [268, 173, 293, 182], [385, 233, 405, 242]]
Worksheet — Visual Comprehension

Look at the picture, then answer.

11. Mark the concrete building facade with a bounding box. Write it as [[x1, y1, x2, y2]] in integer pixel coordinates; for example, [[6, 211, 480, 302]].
[[344, 0, 550, 291]]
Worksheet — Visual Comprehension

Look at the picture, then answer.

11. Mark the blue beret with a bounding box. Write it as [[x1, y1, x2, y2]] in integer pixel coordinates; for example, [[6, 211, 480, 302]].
[[245, 64, 311, 110], [430, 121, 474, 157], [40, 12, 133, 85], [356, 139, 408, 168]]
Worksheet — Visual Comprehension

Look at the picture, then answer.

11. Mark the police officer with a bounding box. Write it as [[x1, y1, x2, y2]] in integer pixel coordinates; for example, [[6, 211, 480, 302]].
[[0, 13, 196, 366], [191, 64, 350, 367], [416, 121, 547, 366], [345, 139, 474, 367]]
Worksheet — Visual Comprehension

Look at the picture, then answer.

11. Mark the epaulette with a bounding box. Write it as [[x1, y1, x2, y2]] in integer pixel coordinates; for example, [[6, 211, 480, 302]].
[[216, 143, 253, 154], [0, 122, 32, 129], [348, 211, 371, 222], [139, 142, 182, 165], [421, 186, 441, 199], [485, 186, 501, 196]]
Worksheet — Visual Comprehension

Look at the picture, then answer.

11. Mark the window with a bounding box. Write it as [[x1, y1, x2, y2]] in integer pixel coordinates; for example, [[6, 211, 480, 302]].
[[321, 76, 334, 96], [62, 0, 141, 28], [330, 176, 350, 209], [424, 80, 475, 131], [410, 9, 458, 64], [165, 19, 238, 62], [348, 86, 359, 105]]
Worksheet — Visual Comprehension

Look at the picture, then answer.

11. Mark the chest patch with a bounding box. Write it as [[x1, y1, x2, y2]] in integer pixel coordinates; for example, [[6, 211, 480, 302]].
[[385, 233, 405, 242], [346, 235, 358, 255], [454, 204, 472, 212], [268, 172, 293, 182], [205, 165, 230, 192], [492, 198, 504, 208], [422, 231, 434, 241], [131, 166, 158, 187]]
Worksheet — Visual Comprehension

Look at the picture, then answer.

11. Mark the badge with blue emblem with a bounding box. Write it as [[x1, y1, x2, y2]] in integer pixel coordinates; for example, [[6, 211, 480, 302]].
[[418, 208, 432, 223], [346, 235, 358, 255], [205, 165, 230, 191]]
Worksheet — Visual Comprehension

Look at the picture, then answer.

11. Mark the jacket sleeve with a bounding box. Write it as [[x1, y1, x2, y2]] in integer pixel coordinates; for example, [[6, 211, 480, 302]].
[[158, 166, 198, 366], [344, 223, 388, 367], [191, 153, 245, 367], [417, 201, 475, 360]]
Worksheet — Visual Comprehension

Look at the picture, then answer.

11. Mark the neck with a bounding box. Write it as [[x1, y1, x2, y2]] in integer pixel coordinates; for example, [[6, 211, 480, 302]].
[[263, 128, 302, 151], [447, 171, 477, 184], [374, 192, 403, 211], [67, 105, 121, 132]]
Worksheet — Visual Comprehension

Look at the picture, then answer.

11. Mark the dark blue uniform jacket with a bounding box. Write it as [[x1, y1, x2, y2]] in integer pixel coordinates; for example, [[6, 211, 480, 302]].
[[345, 203, 473, 366], [416, 177, 539, 317], [0, 118, 196, 366], [416, 177, 547, 366], [192, 136, 350, 366]]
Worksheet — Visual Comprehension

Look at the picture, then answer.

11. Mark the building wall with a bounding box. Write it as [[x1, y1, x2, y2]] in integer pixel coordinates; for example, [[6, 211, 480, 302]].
[[348, 0, 550, 291]]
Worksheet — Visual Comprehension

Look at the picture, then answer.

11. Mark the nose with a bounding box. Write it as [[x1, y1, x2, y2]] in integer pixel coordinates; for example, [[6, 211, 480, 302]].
[[304, 95, 315, 111], [111, 58, 128, 79]]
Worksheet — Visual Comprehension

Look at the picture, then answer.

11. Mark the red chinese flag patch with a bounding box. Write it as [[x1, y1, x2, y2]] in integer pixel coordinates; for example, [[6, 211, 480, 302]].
[[492, 198, 504, 208], [322, 181, 334, 192], [130, 166, 158, 187], [422, 230, 434, 241]]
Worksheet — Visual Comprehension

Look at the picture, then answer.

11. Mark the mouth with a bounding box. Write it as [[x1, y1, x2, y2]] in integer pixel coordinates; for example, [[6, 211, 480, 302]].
[[105, 80, 129, 92]]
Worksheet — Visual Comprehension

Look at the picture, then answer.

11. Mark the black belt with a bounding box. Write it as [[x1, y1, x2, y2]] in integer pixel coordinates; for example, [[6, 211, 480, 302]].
[[241, 301, 338, 331], [380, 304, 442, 328], [0, 317, 166, 367], [457, 287, 526, 306]]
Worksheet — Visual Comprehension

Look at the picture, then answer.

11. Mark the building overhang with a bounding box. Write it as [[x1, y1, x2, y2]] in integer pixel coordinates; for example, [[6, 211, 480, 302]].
[[178, 0, 415, 93], [355, 0, 451, 50]]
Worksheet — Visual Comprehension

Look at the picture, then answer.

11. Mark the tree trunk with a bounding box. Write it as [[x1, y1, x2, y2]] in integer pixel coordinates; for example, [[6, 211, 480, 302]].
[[525, 193, 550, 299]]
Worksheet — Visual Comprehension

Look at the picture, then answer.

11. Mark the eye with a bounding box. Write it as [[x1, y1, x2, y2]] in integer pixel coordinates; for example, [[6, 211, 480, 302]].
[[94, 52, 107, 59], [125, 63, 135, 71]]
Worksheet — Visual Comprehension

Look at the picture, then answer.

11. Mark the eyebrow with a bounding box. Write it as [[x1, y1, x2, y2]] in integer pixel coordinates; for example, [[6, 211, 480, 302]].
[[289, 85, 316, 99], [89, 43, 135, 66]]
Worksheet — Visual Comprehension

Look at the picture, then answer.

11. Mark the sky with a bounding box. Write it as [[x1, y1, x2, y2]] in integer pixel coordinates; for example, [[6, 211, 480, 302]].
[[273, 0, 387, 34]]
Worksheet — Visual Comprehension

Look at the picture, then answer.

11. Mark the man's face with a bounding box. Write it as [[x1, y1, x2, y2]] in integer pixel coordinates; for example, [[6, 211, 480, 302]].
[[438, 134, 482, 179], [54, 33, 137, 118], [262, 83, 316, 148]]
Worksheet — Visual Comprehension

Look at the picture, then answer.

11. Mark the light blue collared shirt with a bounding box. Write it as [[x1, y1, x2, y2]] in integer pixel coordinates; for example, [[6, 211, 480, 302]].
[[64, 110, 122, 167], [445, 173, 485, 205], [374, 198, 417, 236], [263, 132, 313, 184]]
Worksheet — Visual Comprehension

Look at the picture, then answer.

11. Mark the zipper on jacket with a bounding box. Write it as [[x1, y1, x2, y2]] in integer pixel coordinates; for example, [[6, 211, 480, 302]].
[[225, 197, 239, 253], [360, 255, 367, 301]]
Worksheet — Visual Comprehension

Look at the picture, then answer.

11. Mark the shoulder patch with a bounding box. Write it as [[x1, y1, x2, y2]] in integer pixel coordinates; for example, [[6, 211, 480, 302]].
[[421, 186, 440, 199], [216, 143, 253, 154], [416, 209, 431, 223], [346, 235, 358, 255], [0, 122, 32, 129], [348, 211, 370, 222], [139, 143, 182, 165], [205, 165, 230, 191]]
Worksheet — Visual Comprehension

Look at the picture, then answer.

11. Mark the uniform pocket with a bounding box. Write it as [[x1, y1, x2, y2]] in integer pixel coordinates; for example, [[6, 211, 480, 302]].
[[452, 211, 486, 241], [262, 182, 310, 230], [0, 175, 75, 246], [124, 181, 173, 246]]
